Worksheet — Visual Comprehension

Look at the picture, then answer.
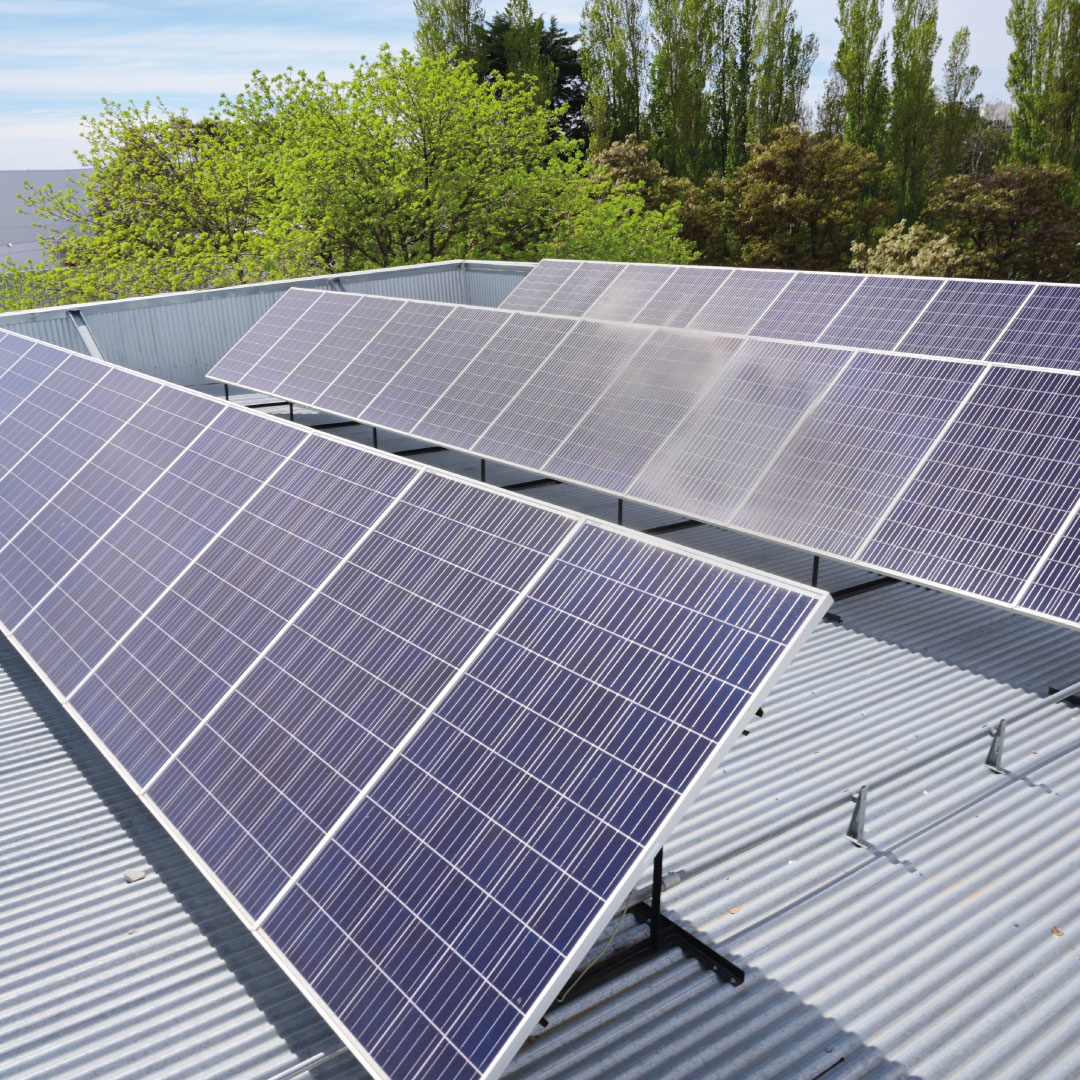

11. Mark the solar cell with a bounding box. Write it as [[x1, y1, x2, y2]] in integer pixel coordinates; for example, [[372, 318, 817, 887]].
[[985, 284, 1080, 370], [751, 272, 863, 341], [315, 300, 452, 418], [545, 329, 744, 493], [688, 269, 794, 335], [363, 306, 510, 432], [734, 352, 984, 556], [274, 294, 405, 403], [818, 275, 943, 350], [630, 340, 853, 524], [897, 279, 1033, 361], [1019, 514, 1080, 624], [539, 262, 624, 317], [635, 266, 732, 327], [261, 524, 824, 1080], [210, 289, 323, 387], [498, 260, 581, 313], [413, 313, 575, 448], [472, 320, 654, 470], [583, 263, 676, 322], [861, 366, 1080, 601]]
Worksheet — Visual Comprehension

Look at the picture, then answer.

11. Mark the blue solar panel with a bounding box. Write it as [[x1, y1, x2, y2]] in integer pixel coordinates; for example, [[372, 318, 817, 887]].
[[274, 294, 405, 404], [413, 313, 575, 449], [818, 276, 943, 350], [539, 262, 624, 317], [630, 340, 853, 524], [1020, 516, 1080, 624], [635, 266, 731, 327], [498, 260, 581, 313], [751, 272, 863, 342], [897, 279, 1033, 361], [734, 352, 984, 556], [363, 306, 510, 432], [583, 263, 676, 323], [688, 269, 793, 334], [863, 367, 1080, 601], [985, 284, 1080, 370]]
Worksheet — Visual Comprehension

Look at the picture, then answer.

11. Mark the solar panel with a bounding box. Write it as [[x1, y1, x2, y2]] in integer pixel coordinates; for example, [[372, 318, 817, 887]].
[[985, 284, 1080, 370], [733, 352, 984, 556], [473, 320, 655, 470], [413, 313, 575, 448], [688, 269, 794, 335], [544, 329, 744, 492], [629, 340, 853, 524], [498, 260, 581, 313], [583, 263, 676, 322], [634, 266, 731, 327], [539, 262, 624, 317], [896, 279, 1034, 361], [861, 367, 1080, 601], [817, 275, 943, 350], [0, 325, 828, 1080], [751, 272, 863, 341]]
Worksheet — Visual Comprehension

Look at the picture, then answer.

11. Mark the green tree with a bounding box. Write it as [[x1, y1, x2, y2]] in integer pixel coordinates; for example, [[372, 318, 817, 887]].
[[889, 0, 940, 219], [647, 0, 721, 181], [579, 0, 648, 148], [414, 0, 488, 69], [488, 0, 556, 106], [849, 220, 976, 274], [748, 0, 818, 141], [711, 0, 757, 173], [934, 28, 982, 177], [1007, 0, 1042, 159], [825, 0, 889, 152], [724, 124, 890, 268]]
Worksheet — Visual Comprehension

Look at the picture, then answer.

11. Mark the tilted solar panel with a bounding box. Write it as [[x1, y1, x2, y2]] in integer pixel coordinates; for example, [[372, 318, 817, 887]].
[[582, 263, 676, 322], [817, 275, 944, 351], [985, 284, 1080, 370], [497, 259, 581, 313], [689, 268, 794, 335], [0, 326, 828, 1080], [635, 265, 731, 327], [539, 261, 623, 317], [751, 272, 862, 342]]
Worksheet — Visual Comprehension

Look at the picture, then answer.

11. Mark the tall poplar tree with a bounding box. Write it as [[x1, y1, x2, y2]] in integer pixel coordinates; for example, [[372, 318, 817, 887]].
[[826, 0, 889, 152], [496, 0, 557, 105], [935, 28, 981, 176], [414, 0, 487, 69], [647, 0, 722, 180], [889, 0, 940, 218], [579, 0, 648, 147], [711, 0, 757, 172], [1007, 0, 1041, 159], [748, 0, 818, 142]]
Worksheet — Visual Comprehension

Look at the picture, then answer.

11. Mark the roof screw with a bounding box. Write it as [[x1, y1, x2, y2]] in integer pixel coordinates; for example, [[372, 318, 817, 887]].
[[986, 719, 1008, 773], [847, 786, 868, 847]]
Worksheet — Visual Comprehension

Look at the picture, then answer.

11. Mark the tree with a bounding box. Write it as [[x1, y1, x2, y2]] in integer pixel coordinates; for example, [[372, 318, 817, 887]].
[[711, 0, 757, 173], [1007, 0, 1042, 160], [748, 0, 818, 142], [826, 0, 889, 152], [723, 124, 890, 268], [849, 220, 977, 274], [647, 0, 721, 181], [414, 0, 487, 69], [889, 0, 940, 219], [579, 0, 648, 148], [934, 28, 982, 177]]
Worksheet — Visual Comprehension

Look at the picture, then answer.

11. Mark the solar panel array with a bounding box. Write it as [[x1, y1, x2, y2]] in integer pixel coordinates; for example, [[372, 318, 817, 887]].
[[0, 327, 828, 1080], [208, 282, 1080, 631]]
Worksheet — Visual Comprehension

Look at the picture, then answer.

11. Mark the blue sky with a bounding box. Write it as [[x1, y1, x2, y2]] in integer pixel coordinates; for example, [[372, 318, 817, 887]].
[[2, 0, 1012, 170]]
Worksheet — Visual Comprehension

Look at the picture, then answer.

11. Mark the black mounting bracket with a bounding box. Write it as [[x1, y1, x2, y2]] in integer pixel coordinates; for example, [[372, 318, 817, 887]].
[[554, 849, 744, 1005]]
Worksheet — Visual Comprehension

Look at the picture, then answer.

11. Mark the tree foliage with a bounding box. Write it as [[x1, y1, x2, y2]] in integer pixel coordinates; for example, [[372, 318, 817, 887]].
[[579, 0, 648, 148], [934, 28, 982, 177], [749, 0, 818, 140], [414, 0, 487, 68], [711, 0, 757, 173], [824, 0, 888, 152], [723, 124, 890, 268]]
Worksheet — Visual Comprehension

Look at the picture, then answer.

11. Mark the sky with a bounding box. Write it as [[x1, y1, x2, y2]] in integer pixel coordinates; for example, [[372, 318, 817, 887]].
[[1, 0, 1014, 170]]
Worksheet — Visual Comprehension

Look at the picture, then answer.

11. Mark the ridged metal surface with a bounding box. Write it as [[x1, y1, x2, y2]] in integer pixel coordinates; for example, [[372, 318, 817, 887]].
[[0, 261, 531, 388]]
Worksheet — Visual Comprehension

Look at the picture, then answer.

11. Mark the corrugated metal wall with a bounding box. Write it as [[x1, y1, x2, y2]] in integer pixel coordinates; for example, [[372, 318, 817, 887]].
[[0, 260, 531, 387]]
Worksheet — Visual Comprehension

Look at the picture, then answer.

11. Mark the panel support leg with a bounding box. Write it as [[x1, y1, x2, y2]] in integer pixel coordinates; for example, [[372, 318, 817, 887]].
[[288, 402, 294, 422], [481, 459, 487, 484], [618, 498, 624, 526], [372, 427, 378, 450], [812, 555, 820, 588], [223, 383, 230, 402]]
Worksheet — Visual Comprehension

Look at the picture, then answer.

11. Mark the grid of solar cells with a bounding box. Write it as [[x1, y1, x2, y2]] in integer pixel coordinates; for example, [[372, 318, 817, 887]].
[[629, 341, 853, 523], [210, 290, 321, 386], [261, 524, 823, 1080], [733, 353, 984, 557], [362, 306, 510, 433], [539, 262, 623, 317], [862, 367, 1080, 601], [751, 272, 862, 342], [314, 300, 452, 418], [896, 279, 1033, 361], [413, 314, 575, 448], [497, 260, 581, 313], [986, 285, 1080, 371], [818, 275, 943, 351], [545, 330, 744, 493], [688, 269, 794, 335], [472, 321, 655, 470], [1021, 513, 1080, 624], [583, 263, 676, 323], [635, 266, 731, 327], [274, 295, 404, 404]]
